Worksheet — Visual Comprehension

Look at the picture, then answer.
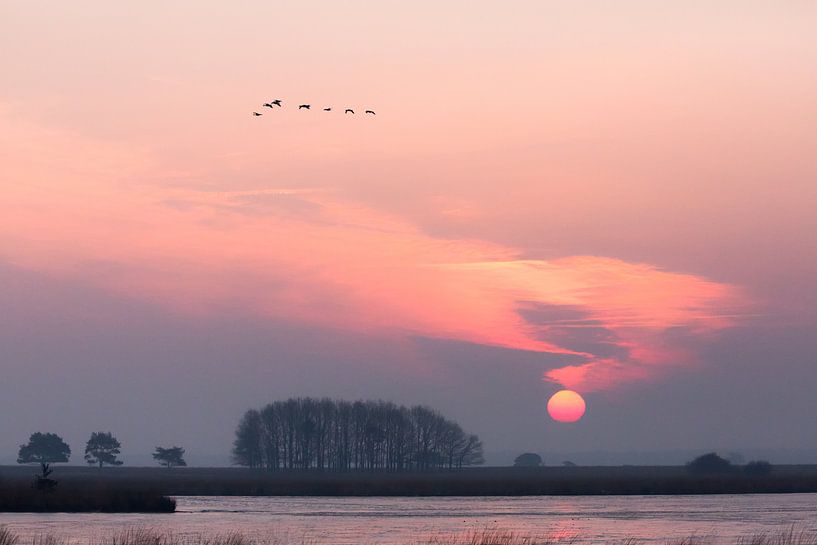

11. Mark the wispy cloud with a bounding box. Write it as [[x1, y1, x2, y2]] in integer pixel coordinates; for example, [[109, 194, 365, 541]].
[[0, 111, 747, 393]]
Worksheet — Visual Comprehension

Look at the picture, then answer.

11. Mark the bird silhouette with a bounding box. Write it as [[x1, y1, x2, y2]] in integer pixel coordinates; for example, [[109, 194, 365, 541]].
[[262, 103, 274, 108], [323, 107, 332, 111], [271, 99, 282, 107], [365, 110, 376, 115], [252, 112, 262, 116], [299, 104, 311, 109], [345, 109, 355, 114]]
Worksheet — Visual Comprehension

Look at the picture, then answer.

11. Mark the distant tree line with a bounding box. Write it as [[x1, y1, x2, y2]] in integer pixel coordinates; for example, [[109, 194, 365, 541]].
[[686, 452, 773, 476], [233, 398, 484, 471]]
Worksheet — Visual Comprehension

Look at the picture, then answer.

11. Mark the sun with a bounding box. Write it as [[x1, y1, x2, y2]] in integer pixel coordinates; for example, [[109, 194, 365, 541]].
[[547, 390, 586, 423]]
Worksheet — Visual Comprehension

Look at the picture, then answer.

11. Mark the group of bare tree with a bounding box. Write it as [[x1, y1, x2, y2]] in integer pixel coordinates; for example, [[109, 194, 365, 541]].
[[233, 398, 484, 471]]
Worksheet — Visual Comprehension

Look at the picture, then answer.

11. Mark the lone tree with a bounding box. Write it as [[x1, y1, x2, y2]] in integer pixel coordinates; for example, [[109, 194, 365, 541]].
[[686, 452, 734, 474], [17, 432, 71, 465], [153, 446, 187, 468], [84, 431, 123, 468], [18, 432, 70, 490], [513, 453, 543, 467]]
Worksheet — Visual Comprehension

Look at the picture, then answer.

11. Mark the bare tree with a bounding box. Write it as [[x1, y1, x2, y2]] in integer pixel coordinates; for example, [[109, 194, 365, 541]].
[[232, 410, 263, 468]]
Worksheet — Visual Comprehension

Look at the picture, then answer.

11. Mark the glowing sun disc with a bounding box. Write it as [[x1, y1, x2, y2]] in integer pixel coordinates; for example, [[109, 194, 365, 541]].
[[547, 390, 586, 423]]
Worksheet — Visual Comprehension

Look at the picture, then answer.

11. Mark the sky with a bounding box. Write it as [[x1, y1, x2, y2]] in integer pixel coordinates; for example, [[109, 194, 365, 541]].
[[1, 1, 816, 465]]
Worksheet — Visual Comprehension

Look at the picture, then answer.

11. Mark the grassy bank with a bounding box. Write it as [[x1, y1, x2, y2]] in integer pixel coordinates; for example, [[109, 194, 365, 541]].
[[0, 482, 175, 513], [1, 527, 817, 545], [3, 465, 817, 497]]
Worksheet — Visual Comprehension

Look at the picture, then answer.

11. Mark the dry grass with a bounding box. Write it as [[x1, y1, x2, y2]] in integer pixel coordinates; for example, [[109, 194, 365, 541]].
[[424, 528, 577, 545], [0, 530, 252, 545], [30, 536, 66, 545], [0, 527, 19, 545], [668, 536, 717, 545], [1, 527, 816, 545], [99, 528, 249, 545], [737, 529, 817, 545], [99, 530, 253, 545]]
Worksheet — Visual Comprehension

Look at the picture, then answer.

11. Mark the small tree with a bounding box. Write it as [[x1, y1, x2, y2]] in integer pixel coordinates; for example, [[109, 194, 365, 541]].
[[17, 432, 71, 465], [84, 431, 123, 468], [513, 453, 543, 467], [686, 452, 734, 474], [153, 446, 187, 468]]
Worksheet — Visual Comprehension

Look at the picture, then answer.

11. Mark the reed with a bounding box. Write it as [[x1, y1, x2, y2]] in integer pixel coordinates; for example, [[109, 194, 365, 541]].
[[0, 527, 19, 545], [0, 527, 815, 545], [100, 529, 252, 545], [737, 529, 817, 545], [424, 528, 574, 545]]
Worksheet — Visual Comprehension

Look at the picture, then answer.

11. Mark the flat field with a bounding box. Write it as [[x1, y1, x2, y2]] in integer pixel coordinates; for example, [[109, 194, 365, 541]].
[[3, 465, 817, 497]]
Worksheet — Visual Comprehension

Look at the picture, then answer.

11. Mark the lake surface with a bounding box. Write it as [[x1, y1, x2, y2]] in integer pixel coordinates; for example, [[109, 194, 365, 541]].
[[2, 495, 817, 545]]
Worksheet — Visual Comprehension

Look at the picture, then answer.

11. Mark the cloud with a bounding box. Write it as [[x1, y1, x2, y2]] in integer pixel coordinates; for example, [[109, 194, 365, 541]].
[[0, 110, 747, 393]]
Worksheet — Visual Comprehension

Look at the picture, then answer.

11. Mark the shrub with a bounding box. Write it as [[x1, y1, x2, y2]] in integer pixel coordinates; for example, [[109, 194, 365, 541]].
[[513, 453, 543, 467], [686, 452, 734, 474]]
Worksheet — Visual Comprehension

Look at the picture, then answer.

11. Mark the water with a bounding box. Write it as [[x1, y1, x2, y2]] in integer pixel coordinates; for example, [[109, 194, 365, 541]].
[[2, 495, 817, 545]]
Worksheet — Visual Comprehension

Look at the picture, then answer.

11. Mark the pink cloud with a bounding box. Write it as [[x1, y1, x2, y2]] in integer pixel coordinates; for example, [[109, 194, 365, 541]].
[[0, 109, 747, 393]]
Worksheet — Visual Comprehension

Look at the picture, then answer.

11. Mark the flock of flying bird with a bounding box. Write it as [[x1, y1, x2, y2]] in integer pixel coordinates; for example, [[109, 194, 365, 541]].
[[252, 99, 376, 116]]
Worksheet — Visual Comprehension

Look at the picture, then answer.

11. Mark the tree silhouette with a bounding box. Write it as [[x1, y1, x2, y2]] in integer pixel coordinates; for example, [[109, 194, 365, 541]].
[[84, 431, 123, 468], [513, 453, 543, 467], [232, 410, 263, 468], [153, 446, 187, 468], [686, 452, 734, 474], [233, 398, 484, 471], [457, 434, 484, 468], [17, 432, 71, 465]]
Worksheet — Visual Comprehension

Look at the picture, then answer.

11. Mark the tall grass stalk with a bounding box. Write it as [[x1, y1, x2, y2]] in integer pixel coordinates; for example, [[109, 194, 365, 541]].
[[1, 527, 816, 545], [0, 527, 19, 545]]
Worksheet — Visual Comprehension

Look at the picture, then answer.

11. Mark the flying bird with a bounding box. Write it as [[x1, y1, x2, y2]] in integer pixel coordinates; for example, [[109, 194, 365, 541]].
[[271, 99, 282, 107], [252, 112, 262, 116], [262, 103, 274, 108], [299, 104, 311, 109], [345, 109, 355, 114], [323, 107, 332, 111], [365, 110, 376, 115]]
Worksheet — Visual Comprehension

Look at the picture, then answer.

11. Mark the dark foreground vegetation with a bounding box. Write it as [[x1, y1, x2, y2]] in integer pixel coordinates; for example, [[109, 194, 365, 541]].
[[0, 474, 175, 512], [3, 465, 817, 498], [2, 527, 817, 545]]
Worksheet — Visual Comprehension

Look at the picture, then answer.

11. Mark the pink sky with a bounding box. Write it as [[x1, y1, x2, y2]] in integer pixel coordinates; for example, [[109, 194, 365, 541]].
[[2, 1, 816, 396]]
